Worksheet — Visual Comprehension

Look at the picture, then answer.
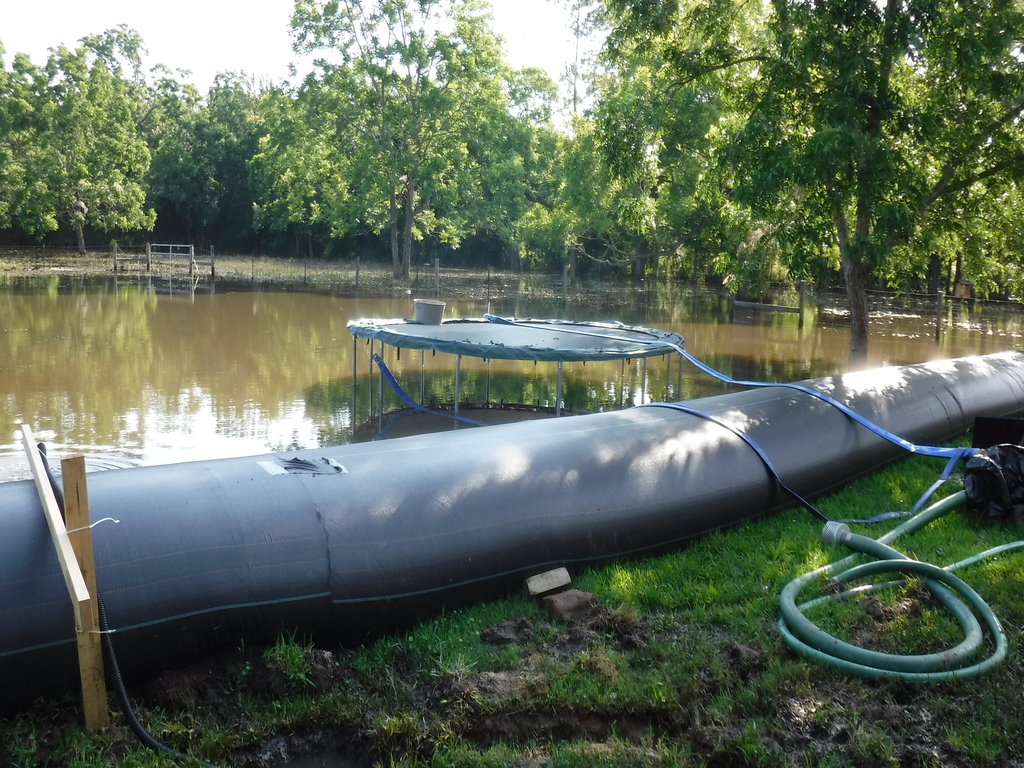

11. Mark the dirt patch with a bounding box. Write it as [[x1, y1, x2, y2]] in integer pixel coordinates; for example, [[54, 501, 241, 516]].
[[139, 651, 240, 718], [242, 646, 343, 700], [470, 671, 530, 702], [237, 728, 369, 768], [467, 711, 667, 747], [480, 617, 534, 646]]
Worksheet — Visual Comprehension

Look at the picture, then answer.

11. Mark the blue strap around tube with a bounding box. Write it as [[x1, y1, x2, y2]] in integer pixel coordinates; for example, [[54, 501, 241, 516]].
[[485, 314, 978, 524], [372, 354, 486, 428], [640, 401, 827, 521], [484, 314, 976, 461]]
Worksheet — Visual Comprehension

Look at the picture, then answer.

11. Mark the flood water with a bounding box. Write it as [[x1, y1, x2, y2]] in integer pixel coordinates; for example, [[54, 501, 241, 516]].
[[1, 274, 1021, 479]]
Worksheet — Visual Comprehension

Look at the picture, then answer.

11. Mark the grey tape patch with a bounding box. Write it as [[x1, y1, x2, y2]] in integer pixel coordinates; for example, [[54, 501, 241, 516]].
[[261, 457, 348, 475]]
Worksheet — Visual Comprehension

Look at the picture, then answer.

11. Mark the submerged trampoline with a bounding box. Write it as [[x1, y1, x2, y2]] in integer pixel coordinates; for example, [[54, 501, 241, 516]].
[[346, 317, 686, 435]]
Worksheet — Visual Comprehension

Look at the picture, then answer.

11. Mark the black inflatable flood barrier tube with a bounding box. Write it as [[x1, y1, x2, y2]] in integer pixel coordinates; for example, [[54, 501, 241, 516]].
[[3, 351, 1024, 713]]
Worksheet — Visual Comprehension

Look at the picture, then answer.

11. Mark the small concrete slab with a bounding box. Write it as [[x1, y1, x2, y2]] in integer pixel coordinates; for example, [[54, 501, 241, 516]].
[[525, 567, 571, 597]]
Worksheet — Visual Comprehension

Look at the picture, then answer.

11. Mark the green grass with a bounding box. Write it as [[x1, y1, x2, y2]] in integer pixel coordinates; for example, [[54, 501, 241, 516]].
[[4, 447, 1024, 767]]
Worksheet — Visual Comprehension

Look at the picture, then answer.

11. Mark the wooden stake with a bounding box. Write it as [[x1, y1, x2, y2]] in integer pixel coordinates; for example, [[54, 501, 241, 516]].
[[62, 454, 108, 730], [19, 426, 107, 730]]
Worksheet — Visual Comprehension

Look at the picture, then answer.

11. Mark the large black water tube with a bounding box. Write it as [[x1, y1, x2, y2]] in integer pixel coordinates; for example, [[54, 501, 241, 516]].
[[3, 352, 1024, 713]]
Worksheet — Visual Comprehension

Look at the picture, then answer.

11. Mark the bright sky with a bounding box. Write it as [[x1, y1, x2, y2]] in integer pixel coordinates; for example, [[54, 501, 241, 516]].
[[0, 0, 584, 93]]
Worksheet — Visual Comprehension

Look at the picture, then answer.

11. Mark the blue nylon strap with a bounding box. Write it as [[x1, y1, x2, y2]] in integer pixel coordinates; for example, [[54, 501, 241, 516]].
[[484, 314, 977, 525], [835, 448, 969, 524], [484, 314, 976, 461], [372, 354, 486, 427], [640, 401, 828, 521], [676, 349, 976, 460]]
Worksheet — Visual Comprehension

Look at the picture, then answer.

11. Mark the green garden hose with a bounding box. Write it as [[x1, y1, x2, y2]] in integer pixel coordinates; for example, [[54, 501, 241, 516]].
[[779, 491, 1024, 681]]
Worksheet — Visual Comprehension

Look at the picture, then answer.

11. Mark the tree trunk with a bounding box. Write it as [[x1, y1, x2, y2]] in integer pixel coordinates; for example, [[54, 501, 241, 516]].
[[926, 254, 942, 295], [389, 188, 401, 279], [402, 179, 414, 280], [634, 240, 648, 281], [75, 224, 86, 255], [842, 253, 870, 368]]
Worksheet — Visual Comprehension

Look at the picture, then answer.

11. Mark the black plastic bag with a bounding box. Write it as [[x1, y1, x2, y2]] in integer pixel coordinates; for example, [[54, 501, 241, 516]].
[[964, 444, 1024, 525]]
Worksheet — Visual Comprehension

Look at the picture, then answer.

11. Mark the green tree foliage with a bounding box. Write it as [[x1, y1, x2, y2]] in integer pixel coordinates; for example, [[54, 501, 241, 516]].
[[462, 65, 560, 270], [605, 0, 1024, 362], [0, 15, 560, 267], [249, 84, 347, 255], [292, 0, 518, 278], [145, 73, 260, 250], [0, 28, 155, 251]]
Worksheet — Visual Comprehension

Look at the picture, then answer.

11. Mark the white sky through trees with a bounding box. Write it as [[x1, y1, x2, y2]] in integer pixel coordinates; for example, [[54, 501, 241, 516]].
[[1, 0, 578, 94]]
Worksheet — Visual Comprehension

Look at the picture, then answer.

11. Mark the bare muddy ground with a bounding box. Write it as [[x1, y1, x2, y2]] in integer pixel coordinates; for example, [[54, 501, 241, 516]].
[[75, 593, 1016, 768]]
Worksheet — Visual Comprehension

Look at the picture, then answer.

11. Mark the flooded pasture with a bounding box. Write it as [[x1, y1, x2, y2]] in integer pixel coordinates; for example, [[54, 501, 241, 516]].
[[1, 274, 1021, 480]]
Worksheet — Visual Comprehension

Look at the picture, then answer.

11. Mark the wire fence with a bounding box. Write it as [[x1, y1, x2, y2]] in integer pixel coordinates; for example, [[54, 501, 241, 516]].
[[2, 245, 1024, 317]]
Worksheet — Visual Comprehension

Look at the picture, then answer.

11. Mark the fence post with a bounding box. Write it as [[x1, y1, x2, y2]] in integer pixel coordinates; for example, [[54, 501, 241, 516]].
[[434, 258, 440, 297], [111, 241, 117, 273], [210, 246, 215, 280], [935, 290, 945, 341], [798, 280, 807, 329], [562, 264, 568, 305], [146, 243, 151, 272], [355, 256, 360, 290]]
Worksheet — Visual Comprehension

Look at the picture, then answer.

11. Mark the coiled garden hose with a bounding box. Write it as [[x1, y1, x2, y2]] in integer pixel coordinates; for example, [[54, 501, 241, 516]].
[[778, 490, 1024, 681]]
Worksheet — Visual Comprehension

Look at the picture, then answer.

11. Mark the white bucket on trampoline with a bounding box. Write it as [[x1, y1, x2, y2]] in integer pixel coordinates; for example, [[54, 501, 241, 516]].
[[413, 299, 446, 324]]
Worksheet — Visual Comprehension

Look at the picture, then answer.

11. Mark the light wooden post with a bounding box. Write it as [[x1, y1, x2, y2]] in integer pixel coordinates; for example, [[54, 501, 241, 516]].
[[20, 426, 108, 730], [62, 454, 108, 730]]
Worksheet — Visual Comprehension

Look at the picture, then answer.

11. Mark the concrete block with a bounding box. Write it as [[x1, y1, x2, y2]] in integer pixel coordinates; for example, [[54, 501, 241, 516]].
[[525, 567, 571, 597]]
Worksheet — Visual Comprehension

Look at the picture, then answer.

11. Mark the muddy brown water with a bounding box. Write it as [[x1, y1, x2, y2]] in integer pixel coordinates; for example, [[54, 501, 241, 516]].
[[1, 276, 1021, 482]]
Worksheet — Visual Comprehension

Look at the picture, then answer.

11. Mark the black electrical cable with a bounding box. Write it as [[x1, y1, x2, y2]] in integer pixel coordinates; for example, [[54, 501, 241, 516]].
[[37, 443, 213, 766]]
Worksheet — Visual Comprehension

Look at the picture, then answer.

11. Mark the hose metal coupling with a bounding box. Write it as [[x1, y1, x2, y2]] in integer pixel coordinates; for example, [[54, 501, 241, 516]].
[[822, 521, 852, 548]]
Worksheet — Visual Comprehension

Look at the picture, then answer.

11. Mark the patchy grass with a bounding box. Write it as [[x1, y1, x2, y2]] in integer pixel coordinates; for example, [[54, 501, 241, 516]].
[[3, 446, 1023, 767]]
